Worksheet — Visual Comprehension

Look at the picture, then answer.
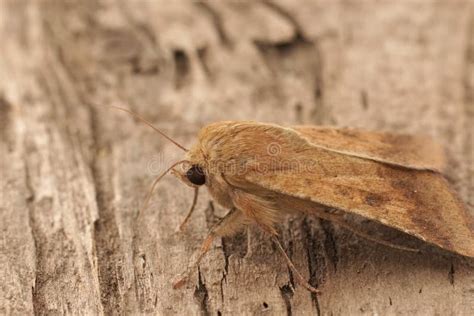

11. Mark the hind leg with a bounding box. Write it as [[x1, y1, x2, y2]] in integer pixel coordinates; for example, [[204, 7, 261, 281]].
[[271, 235, 320, 293]]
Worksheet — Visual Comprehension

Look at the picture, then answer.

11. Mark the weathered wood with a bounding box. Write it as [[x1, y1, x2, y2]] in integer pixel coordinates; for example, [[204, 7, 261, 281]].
[[1, 0, 473, 315]]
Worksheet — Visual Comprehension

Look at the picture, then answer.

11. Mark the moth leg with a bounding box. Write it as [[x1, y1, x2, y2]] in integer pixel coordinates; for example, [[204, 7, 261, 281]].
[[328, 215, 420, 253], [173, 207, 246, 289], [178, 187, 199, 231], [272, 235, 321, 294], [230, 190, 320, 292]]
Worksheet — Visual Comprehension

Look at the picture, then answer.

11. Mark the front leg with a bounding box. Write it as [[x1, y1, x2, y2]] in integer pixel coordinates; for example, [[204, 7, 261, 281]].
[[173, 207, 246, 288]]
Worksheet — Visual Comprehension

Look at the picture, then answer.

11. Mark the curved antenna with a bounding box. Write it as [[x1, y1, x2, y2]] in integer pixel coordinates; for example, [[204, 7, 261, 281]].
[[110, 105, 188, 152]]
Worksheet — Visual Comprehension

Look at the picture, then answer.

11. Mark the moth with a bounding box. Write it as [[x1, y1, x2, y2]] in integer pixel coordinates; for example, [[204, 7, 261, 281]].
[[113, 106, 474, 293]]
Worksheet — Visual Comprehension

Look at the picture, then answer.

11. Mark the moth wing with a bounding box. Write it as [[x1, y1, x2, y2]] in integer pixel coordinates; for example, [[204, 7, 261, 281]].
[[202, 122, 471, 257], [293, 126, 446, 172], [232, 145, 473, 258]]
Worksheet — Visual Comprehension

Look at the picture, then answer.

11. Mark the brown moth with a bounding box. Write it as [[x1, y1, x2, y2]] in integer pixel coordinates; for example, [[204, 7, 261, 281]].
[[113, 106, 474, 293]]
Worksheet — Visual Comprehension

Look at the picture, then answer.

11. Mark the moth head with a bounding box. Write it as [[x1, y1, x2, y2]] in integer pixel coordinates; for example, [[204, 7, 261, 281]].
[[174, 121, 235, 188], [172, 145, 208, 187], [172, 163, 206, 187]]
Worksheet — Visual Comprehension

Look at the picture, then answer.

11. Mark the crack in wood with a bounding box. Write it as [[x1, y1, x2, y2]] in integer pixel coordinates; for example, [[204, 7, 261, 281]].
[[279, 283, 294, 316], [132, 232, 155, 312], [219, 226, 248, 304], [24, 157, 40, 316], [194, 267, 210, 316], [287, 247, 297, 291], [221, 237, 230, 278], [274, 228, 296, 315], [173, 49, 191, 89], [448, 262, 455, 286], [219, 271, 226, 304], [320, 220, 339, 272], [88, 103, 126, 314], [294, 102, 304, 124], [360, 90, 369, 110], [301, 218, 324, 316], [309, 41, 328, 125]]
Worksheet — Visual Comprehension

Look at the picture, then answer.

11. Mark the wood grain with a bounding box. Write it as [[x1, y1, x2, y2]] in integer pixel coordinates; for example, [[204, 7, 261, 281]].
[[1, 1, 473, 315]]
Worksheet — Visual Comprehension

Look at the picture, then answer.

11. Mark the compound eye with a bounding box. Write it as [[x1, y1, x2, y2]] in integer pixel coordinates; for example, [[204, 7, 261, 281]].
[[186, 165, 206, 186]]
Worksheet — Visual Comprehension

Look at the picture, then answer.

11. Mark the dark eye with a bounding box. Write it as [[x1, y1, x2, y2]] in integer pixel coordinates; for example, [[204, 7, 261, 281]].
[[186, 165, 206, 185]]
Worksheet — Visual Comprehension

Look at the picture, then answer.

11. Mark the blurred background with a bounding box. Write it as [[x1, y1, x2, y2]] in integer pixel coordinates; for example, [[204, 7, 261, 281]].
[[1, 1, 473, 315]]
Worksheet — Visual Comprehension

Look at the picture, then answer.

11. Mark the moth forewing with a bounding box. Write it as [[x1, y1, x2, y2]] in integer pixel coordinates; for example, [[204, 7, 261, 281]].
[[213, 123, 474, 258]]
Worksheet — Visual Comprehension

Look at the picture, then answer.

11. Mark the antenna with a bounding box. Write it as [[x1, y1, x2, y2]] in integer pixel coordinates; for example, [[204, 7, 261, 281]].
[[110, 105, 188, 152]]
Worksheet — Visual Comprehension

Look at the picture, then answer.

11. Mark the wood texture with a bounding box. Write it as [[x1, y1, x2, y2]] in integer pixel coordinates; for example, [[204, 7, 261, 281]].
[[1, 1, 473, 315]]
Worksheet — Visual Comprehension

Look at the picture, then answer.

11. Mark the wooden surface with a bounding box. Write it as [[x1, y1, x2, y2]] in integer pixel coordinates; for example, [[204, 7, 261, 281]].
[[1, 1, 474, 315]]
